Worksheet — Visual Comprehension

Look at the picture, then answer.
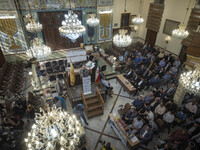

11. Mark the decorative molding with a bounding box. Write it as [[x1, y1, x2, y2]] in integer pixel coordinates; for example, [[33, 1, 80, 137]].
[[98, 0, 113, 6]]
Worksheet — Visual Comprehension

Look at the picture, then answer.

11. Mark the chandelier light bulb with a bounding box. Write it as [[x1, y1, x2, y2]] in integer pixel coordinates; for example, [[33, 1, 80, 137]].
[[172, 25, 189, 39], [113, 29, 132, 47]]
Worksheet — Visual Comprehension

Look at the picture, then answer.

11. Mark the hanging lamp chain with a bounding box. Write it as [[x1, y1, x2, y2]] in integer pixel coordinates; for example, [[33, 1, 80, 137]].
[[124, 0, 127, 12], [27, 0, 32, 19]]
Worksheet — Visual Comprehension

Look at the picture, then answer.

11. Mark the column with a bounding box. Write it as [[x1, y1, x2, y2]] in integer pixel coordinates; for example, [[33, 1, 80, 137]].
[[173, 84, 186, 107]]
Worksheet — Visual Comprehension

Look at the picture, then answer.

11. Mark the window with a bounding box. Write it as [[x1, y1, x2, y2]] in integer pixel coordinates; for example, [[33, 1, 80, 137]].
[[198, 0, 200, 5], [154, 0, 165, 4], [121, 13, 130, 28]]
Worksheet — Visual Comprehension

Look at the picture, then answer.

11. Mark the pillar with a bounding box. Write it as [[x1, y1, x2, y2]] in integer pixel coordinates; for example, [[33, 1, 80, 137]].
[[173, 84, 186, 107]]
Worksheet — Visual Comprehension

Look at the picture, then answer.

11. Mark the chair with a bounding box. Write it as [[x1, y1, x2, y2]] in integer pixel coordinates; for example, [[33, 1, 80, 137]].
[[57, 74, 64, 80], [58, 60, 64, 66], [52, 61, 58, 67], [118, 103, 131, 116], [47, 68, 53, 74], [49, 75, 56, 81], [45, 62, 51, 68], [60, 66, 65, 72]]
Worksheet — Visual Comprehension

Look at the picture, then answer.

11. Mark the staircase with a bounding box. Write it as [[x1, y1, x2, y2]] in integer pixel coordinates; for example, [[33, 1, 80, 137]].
[[81, 87, 104, 119]]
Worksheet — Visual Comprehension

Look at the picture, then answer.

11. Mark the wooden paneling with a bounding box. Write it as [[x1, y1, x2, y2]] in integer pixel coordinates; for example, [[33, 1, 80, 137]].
[[186, 33, 200, 57], [145, 29, 157, 46], [146, 3, 164, 32], [182, 8, 200, 46], [38, 11, 83, 51], [0, 46, 5, 67]]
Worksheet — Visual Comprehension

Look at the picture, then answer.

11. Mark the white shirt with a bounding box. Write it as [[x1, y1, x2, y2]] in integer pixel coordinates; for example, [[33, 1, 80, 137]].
[[146, 111, 154, 121], [142, 130, 148, 138], [185, 102, 197, 114], [138, 81, 143, 86], [163, 112, 174, 123], [155, 105, 166, 115]]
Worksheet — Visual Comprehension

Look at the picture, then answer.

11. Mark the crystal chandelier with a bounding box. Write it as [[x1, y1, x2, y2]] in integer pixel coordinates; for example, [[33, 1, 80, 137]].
[[24, 106, 84, 150], [25, 0, 42, 33], [59, 10, 86, 42], [26, 19, 43, 33], [132, 16, 144, 25], [113, 29, 132, 47], [172, 25, 189, 39], [179, 65, 200, 96], [132, 0, 144, 25], [26, 38, 51, 59], [86, 13, 99, 27]]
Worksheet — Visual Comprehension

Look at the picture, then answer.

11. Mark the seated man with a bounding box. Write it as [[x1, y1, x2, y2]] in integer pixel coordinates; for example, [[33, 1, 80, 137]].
[[124, 68, 134, 79], [131, 73, 141, 86], [123, 107, 138, 124], [126, 116, 144, 134], [167, 128, 189, 149], [140, 107, 154, 123], [137, 124, 153, 144], [154, 101, 166, 119], [158, 58, 166, 68], [144, 92, 154, 103], [165, 83, 176, 98], [161, 71, 172, 84], [174, 109, 187, 125], [132, 96, 144, 111], [134, 78, 146, 95], [79, 65, 89, 77], [146, 74, 160, 89], [136, 65, 146, 76], [163, 110, 175, 133], [185, 100, 197, 116]]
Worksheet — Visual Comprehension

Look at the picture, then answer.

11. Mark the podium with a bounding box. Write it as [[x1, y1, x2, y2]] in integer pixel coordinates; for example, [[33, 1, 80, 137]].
[[82, 76, 92, 95]]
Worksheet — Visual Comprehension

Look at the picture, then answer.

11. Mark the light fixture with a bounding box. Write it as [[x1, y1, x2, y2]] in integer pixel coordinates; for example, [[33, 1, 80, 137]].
[[99, 10, 112, 14], [28, 72, 33, 75], [113, 29, 132, 47], [172, 0, 191, 39], [26, 38, 51, 59], [59, 0, 85, 42], [131, 25, 139, 32], [179, 65, 200, 96], [86, 13, 99, 27], [132, 0, 144, 25], [25, 0, 42, 33], [24, 106, 84, 150], [165, 35, 171, 44], [172, 25, 189, 39]]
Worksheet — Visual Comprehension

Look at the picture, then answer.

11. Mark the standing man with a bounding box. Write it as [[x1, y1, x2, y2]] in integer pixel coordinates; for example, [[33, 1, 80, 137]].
[[73, 103, 89, 125], [55, 78, 64, 96], [57, 94, 67, 110]]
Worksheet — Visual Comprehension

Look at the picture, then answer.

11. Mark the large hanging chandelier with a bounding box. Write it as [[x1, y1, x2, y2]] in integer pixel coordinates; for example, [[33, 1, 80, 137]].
[[26, 38, 51, 59], [86, 13, 99, 27], [59, 10, 86, 42], [113, 29, 132, 47], [132, 16, 144, 25], [172, 0, 191, 39], [172, 25, 189, 39], [132, 0, 144, 25], [179, 65, 200, 96], [25, 0, 42, 33], [24, 106, 84, 150], [26, 19, 43, 33]]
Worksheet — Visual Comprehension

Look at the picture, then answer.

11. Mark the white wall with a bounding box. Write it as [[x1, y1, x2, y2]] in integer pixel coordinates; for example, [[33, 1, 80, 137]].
[[112, 0, 196, 56], [155, 0, 196, 55]]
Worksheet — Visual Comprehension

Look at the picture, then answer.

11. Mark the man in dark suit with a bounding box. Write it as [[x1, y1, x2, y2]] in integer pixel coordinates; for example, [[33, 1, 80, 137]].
[[137, 124, 153, 144], [124, 68, 134, 79], [158, 68, 165, 78], [136, 65, 146, 76], [146, 70, 154, 81], [164, 62, 171, 72], [131, 73, 141, 86], [134, 78, 146, 95]]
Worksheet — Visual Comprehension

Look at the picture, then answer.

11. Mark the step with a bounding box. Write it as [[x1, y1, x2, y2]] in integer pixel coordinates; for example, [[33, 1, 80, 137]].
[[87, 108, 103, 118], [87, 103, 102, 111], [85, 97, 99, 105]]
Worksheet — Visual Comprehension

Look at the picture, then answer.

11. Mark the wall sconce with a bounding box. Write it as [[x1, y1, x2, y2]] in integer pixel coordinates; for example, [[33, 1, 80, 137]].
[[131, 25, 138, 32], [165, 35, 171, 44]]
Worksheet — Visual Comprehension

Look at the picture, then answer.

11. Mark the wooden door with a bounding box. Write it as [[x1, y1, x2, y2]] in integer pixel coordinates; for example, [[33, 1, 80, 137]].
[[38, 11, 83, 51], [145, 29, 157, 46], [0, 46, 5, 67]]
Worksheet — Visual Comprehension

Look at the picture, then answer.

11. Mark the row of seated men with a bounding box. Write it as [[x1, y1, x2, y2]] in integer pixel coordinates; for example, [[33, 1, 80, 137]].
[[119, 89, 200, 149], [121, 44, 181, 95]]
